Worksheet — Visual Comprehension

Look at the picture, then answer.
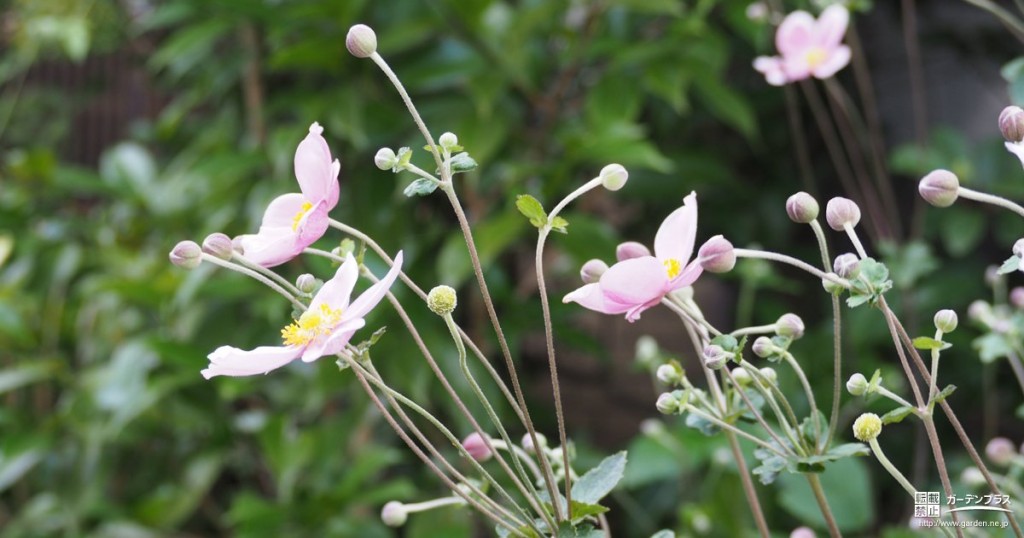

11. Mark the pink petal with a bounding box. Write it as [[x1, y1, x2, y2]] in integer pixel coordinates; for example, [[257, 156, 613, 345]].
[[654, 192, 698, 264], [562, 283, 632, 315], [668, 260, 704, 290], [599, 257, 671, 307], [624, 298, 662, 323], [812, 45, 851, 79], [776, 11, 815, 57], [237, 228, 299, 268], [301, 318, 366, 362], [782, 55, 812, 82], [309, 253, 359, 313], [201, 345, 301, 378], [754, 56, 788, 86], [260, 192, 308, 229], [814, 5, 849, 49], [294, 122, 340, 208], [295, 200, 330, 247], [1006, 142, 1024, 168], [344, 251, 404, 322]]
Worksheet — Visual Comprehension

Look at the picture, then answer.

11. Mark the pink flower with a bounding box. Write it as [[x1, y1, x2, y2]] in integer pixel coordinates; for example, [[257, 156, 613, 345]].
[[753, 5, 851, 86], [563, 193, 703, 322], [201, 251, 403, 378], [236, 122, 341, 267]]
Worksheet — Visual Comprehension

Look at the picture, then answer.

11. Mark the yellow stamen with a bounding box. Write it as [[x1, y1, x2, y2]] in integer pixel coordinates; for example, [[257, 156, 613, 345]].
[[663, 258, 681, 279], [805, 47, 827, 69], [281, 303, 343, 346], [291, 201, 314, 231]]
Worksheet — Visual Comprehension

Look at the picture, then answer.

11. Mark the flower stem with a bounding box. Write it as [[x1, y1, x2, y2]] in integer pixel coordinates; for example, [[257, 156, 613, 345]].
[[733, 248, 849, 287], [199, 253, 306, 311], [868, 438, 916, 497], [232, 253, 304, 297], [806, 473, 842, 538], [809, 220, 843, 449], [401, 496, 467, 514], [729, 324, 777, 338], [957, 187, 1024, 219], [367, 52, 443, 173], [782, 352, 822, 449]]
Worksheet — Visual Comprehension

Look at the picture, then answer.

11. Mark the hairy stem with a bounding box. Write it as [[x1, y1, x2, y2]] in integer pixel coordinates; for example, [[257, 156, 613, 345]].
[[806, 473, 842, 538]]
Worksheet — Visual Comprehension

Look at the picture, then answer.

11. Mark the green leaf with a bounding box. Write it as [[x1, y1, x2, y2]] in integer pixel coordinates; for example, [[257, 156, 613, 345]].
[[449, 152, 477, 174], [973, 333, 1013, 363], [868, 369, 883, 393], [929, 384, 957, 407], [684, 412, 719, 436], [999, 255, 1021, 275], [550, 216, 569, 234], [571, 451, 627, 505], [881, 406, 916, 424], [567, 500, 609, 523], [711, 334, 738, 351], [395, 146, 413, 171], [403, 178, 439, 197], [516, 195, 548, 229], [0, 361, 60, 395], [846, 294, 871, 308], [912, 336, 951, 351]]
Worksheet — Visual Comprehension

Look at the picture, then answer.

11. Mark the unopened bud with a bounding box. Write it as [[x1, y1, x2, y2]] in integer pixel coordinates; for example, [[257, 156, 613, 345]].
[[656, 392, 680, 415], [616, 241, 650, 261], [986, 437, 1016, 466], [381, 501, 407, 527], [758, 367, 778, 386], [821, 273, 844, 294], [580, 259, 609, 284], [961, 467, 986, 488], [786, 192, 819, 224], [833, 253, 861, 279], [296, 274, 317, 294], [521, 432, 547, 453], [170, 240, 202, 269], [752, 336, 775, 358], [375, 147, 397, 171], [702, 345, 729, 370], [933, 309, 958, 333], [202, 233, 233, 260], [346, 24, 377, 58], [790, 527, 817, 538], [776, 313, 805, 340], [846, 373, 868, 396], [918, 169, 960, 208], [656, 363, 684, 385], [698, 235, 736, 273], [427, 285, 458, 316], [438, 132, 459, 150], [1000, 106, 1024, 143], [968, 300, 992, 323], [825, 197, 861, 231], [599, 163, 629, 191], [853, 413, 882, 442], [462, 433, 493, 462], [731, 368, 752, 386]]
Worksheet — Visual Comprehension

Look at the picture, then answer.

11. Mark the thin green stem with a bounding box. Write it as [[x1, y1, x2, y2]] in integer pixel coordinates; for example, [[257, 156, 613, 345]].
[[876, 386, 916, 410], [868, 438, 916, 497], [734, 248, 849, 287], [928, 329, 944, 401], [402, 496, 467, 514], [810, 220, 843, 449], [782, 352, 822, 448], [200, 254, 306, 311], [232, 253, 304, 297], [721, 367, 795, 456], [806, 474, 842, 538], [729, 324, 777, 337], [738, 360, 806, 455], [680, 407, 787, 455], [958, 187, 1024, 219], [367, 52, 444, 173], [843, 224, 870, 260], [725, 432, 771, 538]]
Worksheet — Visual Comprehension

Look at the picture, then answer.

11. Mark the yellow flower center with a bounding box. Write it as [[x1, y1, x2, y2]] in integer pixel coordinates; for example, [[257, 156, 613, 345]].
[[663, 258, 681, 279], [291, 201, 314, 231], [805, 47, 827, 69], [281, 303, 343, 346]]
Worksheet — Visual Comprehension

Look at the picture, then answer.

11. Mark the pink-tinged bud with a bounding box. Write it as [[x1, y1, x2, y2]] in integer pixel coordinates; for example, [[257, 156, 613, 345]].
[[752, 336, 774, 358], [986, 437, 1016, 466], [656, 392, 680, 415], [702, 345, 729, 370], [698, 235, 736, 273], [296, 274, 318, 294], [968, 300, 991, 323], [918, 169, 960, 208], [833, 253, 860, 279], [599, 163, 629, 191], [346, 24, 377, 58], [202, 232, 233, 260], [616, 241, 650, 261], [790, 527, 817, 538], [462, 433, 493, 462], [1000, 106, 1024, 143], [776, 313, 805, 339], [170, 240, 202, 269], [580, 259, 608, 284], [1012, 287, 1024, 309], [786, 192, 819, 224], [381, 501, 407, 527], [825, 197, 861, 231], [521, 432, 547, 453], [933, 309, 958, 333]]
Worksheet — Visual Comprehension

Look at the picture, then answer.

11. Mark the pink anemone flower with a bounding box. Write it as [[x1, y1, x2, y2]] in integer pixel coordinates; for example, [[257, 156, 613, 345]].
[[237, 122, 341, 267], [754, 5, 851, 86], [201, 251, 403, 378], [563, 192, 703, 322]]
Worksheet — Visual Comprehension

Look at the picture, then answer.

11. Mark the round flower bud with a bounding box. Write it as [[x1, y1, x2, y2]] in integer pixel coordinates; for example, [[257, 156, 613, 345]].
[[833, 253, 861, 279], [731, 368, 752, 386], [918, 169, 960, 208], [521, 432, 547, 454], [702, 344, 729, 370], [986, 437, 1016, 466], [697, 235, 736, 273], [169, 240, 202, 269], [381, 501, 407, 527], [616, 241, 650, 261], [846, 373, 868, 396], [296, 274, 317, 294], [426, 285, 458, 316], [825, 197, 861, 231], [752, 336, 775, 358], [985, 265, 1001, 287], [1000, 105, 1024, 143], [438, 132, 459, 150], [1011, 287, 1024, 309], [853, 413, 882, 442], [201, 232, 233, 260], [462, 432, 493, 462], [374, 147, 397, 171], [599, 163, 629, 191], [656, 392, 680, 415], [968, 300, 992, 323], [346, 24, 377, 58], [776, 313, 805, 340], [961, 466, 986, 488], [758, 367, 778, 386], [821, 273, 844, 295], [746, 2, 768, 22], [786, 192, 820, 224], [790, 527, 817, 538], [933, 309, 958, 333], [580, 259, 608, 284], [656, 363, 683, 385]]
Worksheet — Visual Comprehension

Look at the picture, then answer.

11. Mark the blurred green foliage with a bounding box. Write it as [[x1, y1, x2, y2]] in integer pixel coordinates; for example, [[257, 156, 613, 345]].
[[3, 0, 1024, 536]]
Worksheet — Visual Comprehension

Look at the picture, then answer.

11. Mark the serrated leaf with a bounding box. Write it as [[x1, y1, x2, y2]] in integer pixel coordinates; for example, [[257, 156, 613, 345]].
[[711, 334, 738, 351], [929, 384, 957, 407], [999, 255, 1021, 275], [449, 152, 477, 173], [881, 405, 916, 424], [567, 500, 609, 523], [394, 146, 413, 172], [846, 294, 871, 308], [571, 451, 627, 505], [684, 412, 719, 436], [403, 178, 439, 197], [868, 369, 882, 392], [912, 336, 951, 351], [550, 216, 569, 234], [516, 195, 548, 229]]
